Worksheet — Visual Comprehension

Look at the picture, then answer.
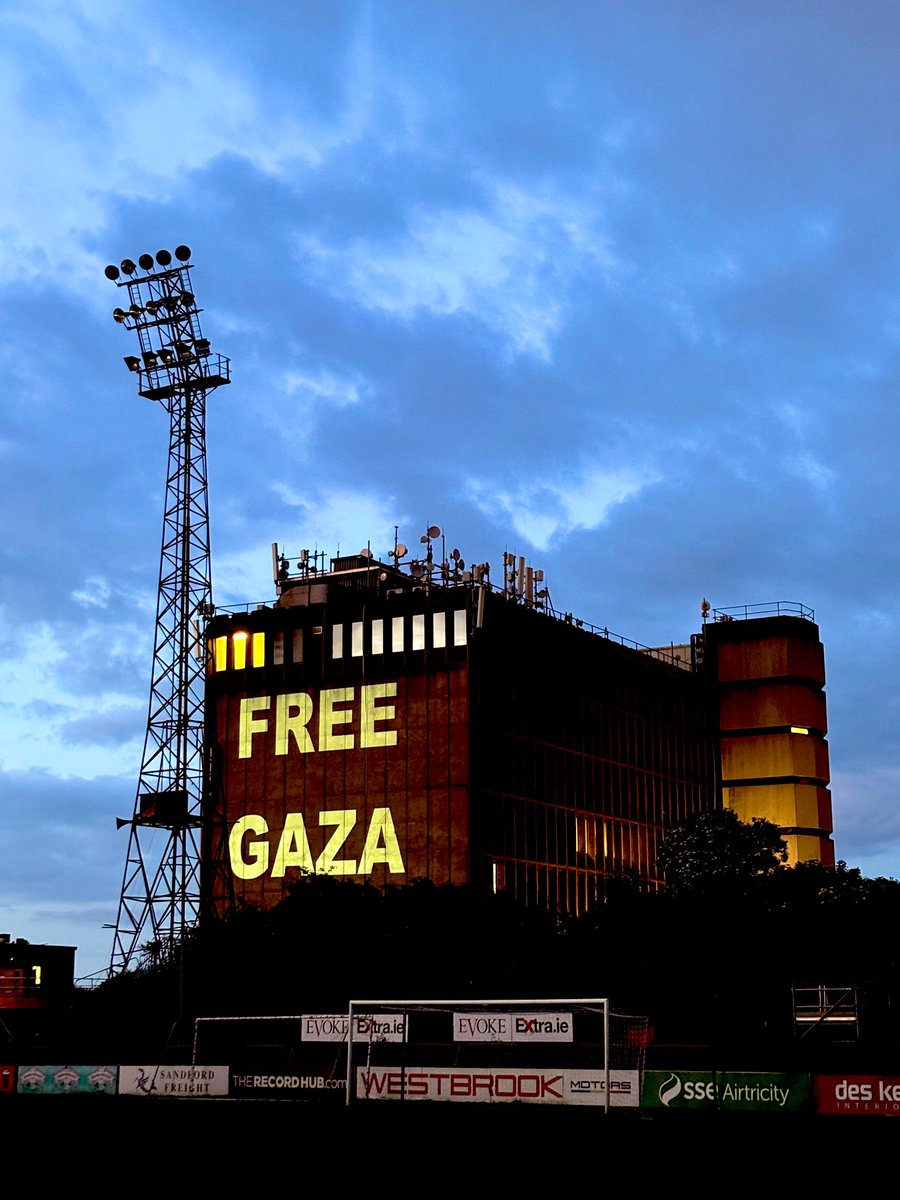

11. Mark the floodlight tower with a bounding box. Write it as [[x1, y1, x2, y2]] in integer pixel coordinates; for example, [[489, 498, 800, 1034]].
[[104, 245, 230, 975]]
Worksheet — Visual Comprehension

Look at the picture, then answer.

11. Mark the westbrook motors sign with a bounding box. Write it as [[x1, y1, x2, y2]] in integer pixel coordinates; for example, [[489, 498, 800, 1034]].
[[642, 1071, 810, 1113]]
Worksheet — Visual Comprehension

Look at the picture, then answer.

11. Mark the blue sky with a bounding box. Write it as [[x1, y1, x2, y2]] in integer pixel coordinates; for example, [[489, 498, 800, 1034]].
[[3, 0, 900, 980]]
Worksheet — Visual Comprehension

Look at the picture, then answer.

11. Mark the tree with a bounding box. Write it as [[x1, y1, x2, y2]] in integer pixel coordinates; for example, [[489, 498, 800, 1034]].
[[656, 808, 788, 896]]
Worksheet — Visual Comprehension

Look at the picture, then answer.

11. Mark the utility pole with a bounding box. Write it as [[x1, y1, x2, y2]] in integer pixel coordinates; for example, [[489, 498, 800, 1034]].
[[104, 246, 230, 975]]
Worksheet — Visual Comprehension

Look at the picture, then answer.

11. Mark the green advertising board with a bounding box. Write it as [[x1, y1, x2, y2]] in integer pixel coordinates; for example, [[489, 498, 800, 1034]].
[[641, 1071, 811, 1113]]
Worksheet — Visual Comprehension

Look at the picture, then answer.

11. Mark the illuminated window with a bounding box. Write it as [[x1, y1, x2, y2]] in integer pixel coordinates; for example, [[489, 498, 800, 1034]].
[[251, 631, 265, 667], [433, 612, 446, 648], [454, 609, 467, 646], [232, 631, 249, 670], [213, 635, 228, 672], [791, 726, 810, 735], [351, 621, 364, 657], [332, 625, 343, 658], [412, 614, 425, 650], [392, 616, 404, 652], [371, 619, 384, 654]]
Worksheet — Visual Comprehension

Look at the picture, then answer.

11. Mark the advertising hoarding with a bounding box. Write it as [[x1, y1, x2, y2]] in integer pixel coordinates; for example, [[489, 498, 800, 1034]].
[[815, 1075, 900, 1116], [641, 1070, 810, 1112], [230, 1069, 346, 1101], [356, 1066, 638, 1105], [118, 1065, 228, 1097], [452, 1011, 574, 1042], [17, 1065, 117, 1095]]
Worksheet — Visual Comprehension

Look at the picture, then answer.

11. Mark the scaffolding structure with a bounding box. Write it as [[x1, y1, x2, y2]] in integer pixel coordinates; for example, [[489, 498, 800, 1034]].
[[104, 246, 230, 974]]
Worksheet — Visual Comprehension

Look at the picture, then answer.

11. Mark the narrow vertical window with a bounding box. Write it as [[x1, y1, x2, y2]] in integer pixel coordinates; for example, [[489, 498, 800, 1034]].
[[292, 628, 303, 663], [371, 619, 384, 654], [453, 609, 467, 646], [251, 631, 265, 667], [432, 612, 446, 649], [332, 625, 343, 659], [391, 616, 404, 652], [351, 621, 364, 657], [412, 614, 425, 650]]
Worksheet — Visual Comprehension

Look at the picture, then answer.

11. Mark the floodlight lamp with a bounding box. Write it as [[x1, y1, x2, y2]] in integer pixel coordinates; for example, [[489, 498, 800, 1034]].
[[155, 249, 172, 266], [145, 299, 163, 315], [120, 258, 136, 275], [174, 244, 191, 261], [142, 351, 159, 369], [175, 341, 191, 361], [113, 308, 128, 323], [105, 264, 120, 281], [129, 303, 143, 316], [158, 347, 176, 366], [124, 356, 141, 372], [139, 254, 154, 270], [195, 338, 210, 356], [179, 290, 195, 308]]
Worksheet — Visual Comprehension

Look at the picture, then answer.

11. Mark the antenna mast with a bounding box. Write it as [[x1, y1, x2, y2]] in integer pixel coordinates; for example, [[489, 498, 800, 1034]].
[[103, 245, 230, 975]]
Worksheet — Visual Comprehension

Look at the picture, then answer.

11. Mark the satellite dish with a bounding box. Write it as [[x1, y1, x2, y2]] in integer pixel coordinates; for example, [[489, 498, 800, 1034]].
[[390, 543, 407, 559], [458, 559, 465, 570], [360, 548, 373, 558], [451, 548, 460, 560], [427, 525, 441, 538], [410, 563, 424, 577]]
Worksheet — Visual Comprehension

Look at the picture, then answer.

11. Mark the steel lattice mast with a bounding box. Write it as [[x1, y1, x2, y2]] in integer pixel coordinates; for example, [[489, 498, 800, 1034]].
[[104, 245, 230, 975]]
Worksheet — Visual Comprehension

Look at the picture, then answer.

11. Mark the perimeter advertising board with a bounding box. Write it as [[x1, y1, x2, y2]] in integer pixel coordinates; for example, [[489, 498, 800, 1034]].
[[356, 1067, 639, 1105], [205, 616, 471, 911], [17, 1065, 117, 1095], [118, 1065, 228, 1097], [641, 1071, 810, 1113], [816, 1076, 900, 1116]]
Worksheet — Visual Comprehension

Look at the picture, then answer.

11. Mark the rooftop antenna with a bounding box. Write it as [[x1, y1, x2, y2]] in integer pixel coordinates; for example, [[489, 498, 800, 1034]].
[[104, 244, 230, 976]]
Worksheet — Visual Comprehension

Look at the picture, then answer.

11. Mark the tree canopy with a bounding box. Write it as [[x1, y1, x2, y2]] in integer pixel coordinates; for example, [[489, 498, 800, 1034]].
[[656, 807, 789, 895]]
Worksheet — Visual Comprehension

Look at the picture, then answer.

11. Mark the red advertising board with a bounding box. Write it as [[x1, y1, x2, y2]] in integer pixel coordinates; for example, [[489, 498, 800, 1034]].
[[816, 1075, 900, 1116]]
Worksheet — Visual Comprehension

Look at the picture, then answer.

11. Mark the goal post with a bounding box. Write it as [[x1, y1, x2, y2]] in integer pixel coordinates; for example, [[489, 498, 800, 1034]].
[[345, 997, 643, 1110]]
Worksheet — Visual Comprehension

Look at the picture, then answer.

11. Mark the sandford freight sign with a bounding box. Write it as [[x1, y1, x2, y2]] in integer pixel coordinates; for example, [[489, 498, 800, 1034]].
[[641, 1071, 810, 1113], [118, 1065, 228, 1097]]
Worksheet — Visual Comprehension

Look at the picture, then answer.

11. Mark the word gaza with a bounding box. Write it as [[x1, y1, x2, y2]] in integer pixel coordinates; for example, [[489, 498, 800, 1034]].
[[229, 808, 405, 879]]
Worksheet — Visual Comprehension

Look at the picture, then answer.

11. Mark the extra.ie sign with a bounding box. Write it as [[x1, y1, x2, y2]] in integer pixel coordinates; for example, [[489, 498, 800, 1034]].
[[453, 1011, 574, 1043]]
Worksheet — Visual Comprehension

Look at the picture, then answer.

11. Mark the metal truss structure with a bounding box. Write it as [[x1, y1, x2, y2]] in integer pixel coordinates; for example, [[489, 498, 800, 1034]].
[[104, 246, 230, 975]]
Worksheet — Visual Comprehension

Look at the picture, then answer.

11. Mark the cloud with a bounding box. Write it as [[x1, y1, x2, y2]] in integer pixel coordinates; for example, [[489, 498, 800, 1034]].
[[467, 463, 659, 550], [299, 179, 620, 360]]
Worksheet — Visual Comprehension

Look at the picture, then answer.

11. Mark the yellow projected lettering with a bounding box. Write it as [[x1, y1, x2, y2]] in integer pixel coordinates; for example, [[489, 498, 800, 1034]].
[[236, 684, 400, 759], [239, 696, 270, 759], [230, 814, 270, 879], [271, 812, 314, 877], [228, 809, 406, 880], [318, 809, 358, 875], [359, 683, 398, 748], [318, 688, 354, 751], [357, 807, 404, 873], [275, 693, 315, 755]]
